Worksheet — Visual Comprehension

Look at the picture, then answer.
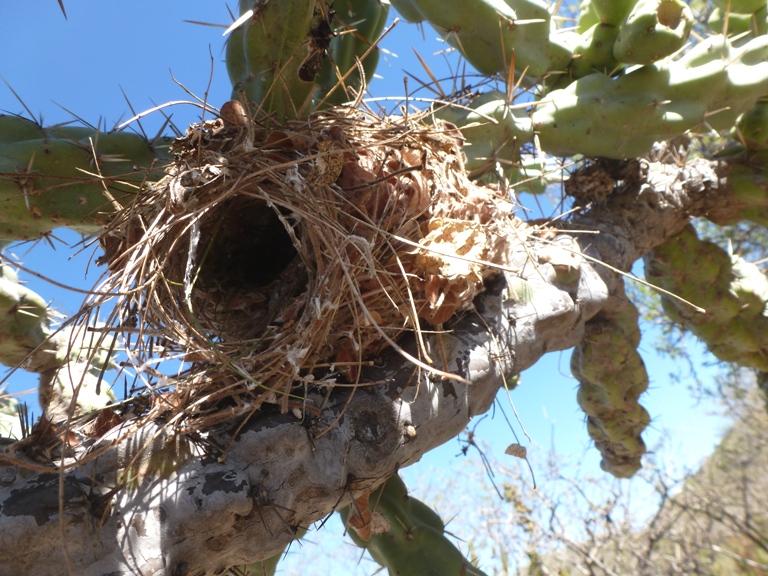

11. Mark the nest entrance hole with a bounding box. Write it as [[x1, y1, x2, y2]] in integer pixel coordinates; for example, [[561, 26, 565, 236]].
[[199, 196, 299, 291]]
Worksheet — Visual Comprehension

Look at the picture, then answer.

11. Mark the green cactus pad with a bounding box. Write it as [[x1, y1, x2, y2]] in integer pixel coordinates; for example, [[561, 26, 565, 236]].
[[341, 474, 489, 575], [612, 0, 693, 65]]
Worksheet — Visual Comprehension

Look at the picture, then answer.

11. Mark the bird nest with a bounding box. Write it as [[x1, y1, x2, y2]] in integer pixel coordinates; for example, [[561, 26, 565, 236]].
[[98, 105, 521, 431]]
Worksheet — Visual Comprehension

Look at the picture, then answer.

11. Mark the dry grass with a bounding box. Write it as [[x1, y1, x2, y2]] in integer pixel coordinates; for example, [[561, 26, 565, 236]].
[[92, 104, 524, 433]]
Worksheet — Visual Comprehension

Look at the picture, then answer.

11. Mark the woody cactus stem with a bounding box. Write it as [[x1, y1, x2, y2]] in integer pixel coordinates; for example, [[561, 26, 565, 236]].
[[570, 295, 650, 478], [0, 114, 171, 241]]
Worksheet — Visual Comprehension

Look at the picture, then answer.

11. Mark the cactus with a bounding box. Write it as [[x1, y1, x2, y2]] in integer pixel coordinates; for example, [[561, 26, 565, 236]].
[[0, 392, 23, 439], [0, 262, 52, 371], [6, 1, 768, 571], [226, 0, 324, 119], [0, 114, 171, 240], [735, 99, 768, 149], [566, 22, 621, 82], [315, 0, 390, 107], [646, 225, 768, 371], [340, 474, 489, 576], [570, 299, 650, 478], [389, 0, 573, 83], [534, 33, 768, 158], [612, 0, 693, 65], [708, 5, 768, 38], [589, 0, 638, 26]]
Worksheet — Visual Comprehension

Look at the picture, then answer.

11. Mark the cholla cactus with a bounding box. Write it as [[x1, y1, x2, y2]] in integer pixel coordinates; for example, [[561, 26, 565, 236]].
[[3, 1, 768, 574]]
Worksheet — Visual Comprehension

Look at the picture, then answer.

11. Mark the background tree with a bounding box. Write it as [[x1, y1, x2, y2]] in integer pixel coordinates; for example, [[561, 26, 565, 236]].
[[1, 1, 767, 574]]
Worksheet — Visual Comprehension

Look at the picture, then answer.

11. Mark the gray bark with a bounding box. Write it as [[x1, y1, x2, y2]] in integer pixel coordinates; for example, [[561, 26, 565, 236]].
[[0, 150, 736, 575]]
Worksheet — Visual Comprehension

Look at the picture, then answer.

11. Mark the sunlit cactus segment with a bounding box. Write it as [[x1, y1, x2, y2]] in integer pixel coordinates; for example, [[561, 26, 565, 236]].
[[432, 91, 534, 177], [0, 263, 50, 371], [711, 0, 768, 13], [566, 22, 621, 81], [575, 0, 600, 33], [533, 34, 768, 158], [0, 394, 22, 439], [590, 0, 639, 26], [228, 0, 324, 119], [0, 128, 171, 240], [708, 5, 768, 38], [612, 0, 693, 65], [341, 474, 489, 575], [315, 0, 389, 107], [390, 0, 572, 82]]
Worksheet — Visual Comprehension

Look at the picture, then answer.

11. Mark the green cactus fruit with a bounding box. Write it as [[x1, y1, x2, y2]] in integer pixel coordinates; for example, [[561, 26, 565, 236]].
[[735, 99, 768, 149], [534, 34, 768, 158], [590, 0, 638, 26], [315, 0, 389, 107], [613, 0, 693, 65]]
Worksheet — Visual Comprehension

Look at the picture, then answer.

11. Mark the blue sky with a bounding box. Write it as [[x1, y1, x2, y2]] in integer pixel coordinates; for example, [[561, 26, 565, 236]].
[[1, 2, 731, 572]]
